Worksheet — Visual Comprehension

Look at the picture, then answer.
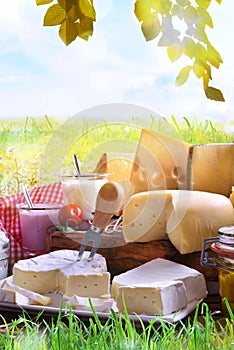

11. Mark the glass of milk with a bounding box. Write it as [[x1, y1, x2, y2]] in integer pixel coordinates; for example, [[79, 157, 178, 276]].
[[62, 174, 109, 221], [17, 203, 62, 255]]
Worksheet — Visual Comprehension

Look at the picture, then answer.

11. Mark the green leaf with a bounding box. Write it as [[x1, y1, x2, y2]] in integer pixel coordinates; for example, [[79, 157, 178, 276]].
[[77, 17, 93, 41], [167, 39, 183, 62], [175, 65, 192, 86], [205, 86, 225, 101], [141, 14, 160, 41], [59, 18, 77, 45], [195, 0, 211, 10], [79, 0, 96, 21], [44, 4, 66, 26], [193, 27, 208, 43], [197, 7, 213, 29], [207, 43, 223, 68], [57, 0, 74, 12], [36, 0, 53, 5], [183, 6, 198, 26], [182, 37, 196, 58]]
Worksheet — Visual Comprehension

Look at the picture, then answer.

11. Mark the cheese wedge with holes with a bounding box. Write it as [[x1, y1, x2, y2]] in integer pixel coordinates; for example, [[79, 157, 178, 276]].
[[112, 258, 207, 306], [187, 143, 234, 196], [166, 190, 234, 254], [116, 281, 187, 316], [13, 250, 110, 297], [130, 128, 190, 194], [122, 190, 173, 242], [2, 280, 51, 305]]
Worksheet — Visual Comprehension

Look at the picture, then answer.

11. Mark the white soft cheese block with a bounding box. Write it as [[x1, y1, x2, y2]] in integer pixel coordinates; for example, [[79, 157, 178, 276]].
[[112, 258, 207, 304], [66, 295, 114, 313], [116, 281, 187, 316], [0, 288, 29, 304], [122, 190, 173, 242], [187, 143, 234, 197], [2, 280, 51, 306], [130, 128, 190, 193], [166, 190, 234, 254], [13, 250, 110, 297]]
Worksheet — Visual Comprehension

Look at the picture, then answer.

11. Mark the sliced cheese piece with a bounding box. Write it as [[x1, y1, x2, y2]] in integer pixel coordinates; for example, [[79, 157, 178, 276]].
[[2, 280, 51, 306], [111, 258, 207, 304], [0, 288, 29, 304], [187, 143, 234, 196], [94, 152, 135, 205], [116, 281, 187, 316], [66, 295, 114, 313], [166, 190, 234, 254], [13, 250, 110, 297], [130, 128, 190, 194], [122, 190, 173, 242]]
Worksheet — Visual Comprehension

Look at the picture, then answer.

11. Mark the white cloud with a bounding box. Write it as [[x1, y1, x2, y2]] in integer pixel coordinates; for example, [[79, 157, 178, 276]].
[[0, 0, 233, 123]]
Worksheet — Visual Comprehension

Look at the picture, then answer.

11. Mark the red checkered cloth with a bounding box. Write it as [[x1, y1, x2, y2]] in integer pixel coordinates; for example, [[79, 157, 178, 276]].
[[0, 182, 64, 272]]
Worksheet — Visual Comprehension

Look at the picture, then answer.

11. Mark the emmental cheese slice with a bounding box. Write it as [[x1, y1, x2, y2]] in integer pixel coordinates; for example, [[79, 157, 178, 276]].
[[187, 143, 234, 196], [116, 281, 187, 316], [112, 258, 207, 305], [13, 250, 110, 297], [166, 190, 234, 254], [130, 128, 190, 194], [122, 190, 173, 242]]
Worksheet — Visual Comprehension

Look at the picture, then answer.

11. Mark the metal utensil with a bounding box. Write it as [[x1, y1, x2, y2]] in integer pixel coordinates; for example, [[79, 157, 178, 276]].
[[22, 185, 34, 208], [78, 181, 124, 261], [72, 154, 81, 176]]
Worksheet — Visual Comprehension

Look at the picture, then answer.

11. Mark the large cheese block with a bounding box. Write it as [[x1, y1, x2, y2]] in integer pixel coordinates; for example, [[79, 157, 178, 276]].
[[187, 143, 234, 196], [116, 281, 187, 316], [166, 190, 234, 254], [13, 250, 110, 297], [130, 128, 190, 194], [122, 190, 173, 242], [112, 258, 207, 310]]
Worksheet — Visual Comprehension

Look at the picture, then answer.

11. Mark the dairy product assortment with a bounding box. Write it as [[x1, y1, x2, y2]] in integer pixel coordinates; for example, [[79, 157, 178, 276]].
[[0, 250, 207, 317]]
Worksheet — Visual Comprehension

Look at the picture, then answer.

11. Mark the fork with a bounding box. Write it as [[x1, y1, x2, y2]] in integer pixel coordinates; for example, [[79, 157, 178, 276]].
[[77, 181, 124, 261]]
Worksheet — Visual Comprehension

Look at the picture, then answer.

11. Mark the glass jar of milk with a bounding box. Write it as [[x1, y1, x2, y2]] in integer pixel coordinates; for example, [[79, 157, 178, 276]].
[[62, 174, 109, 221]]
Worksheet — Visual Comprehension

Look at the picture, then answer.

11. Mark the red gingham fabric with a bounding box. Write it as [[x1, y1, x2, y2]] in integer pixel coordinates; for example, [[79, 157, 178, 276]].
[[0, 182, 64, 272]]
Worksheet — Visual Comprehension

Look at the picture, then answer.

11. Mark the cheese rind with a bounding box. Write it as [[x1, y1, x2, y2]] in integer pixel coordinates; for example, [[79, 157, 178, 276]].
[[112, 258, 207, 304], [66, 295, 114, 313], [0, 288, 29, 304], [187, 143, 234, 197], [2, 280, 51, 305], [116, 281, 187, 316], [166, 190, 234, 254], [130, 129, 190, 193], [122, 190, 173, 242], [13, 250, 110, 297]]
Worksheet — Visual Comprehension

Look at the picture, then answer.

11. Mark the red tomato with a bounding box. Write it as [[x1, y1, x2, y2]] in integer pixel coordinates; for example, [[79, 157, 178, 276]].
[[58, 204, 82, 229]]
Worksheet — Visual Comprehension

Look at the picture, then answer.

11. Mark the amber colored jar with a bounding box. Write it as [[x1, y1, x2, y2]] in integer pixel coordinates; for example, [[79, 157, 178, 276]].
[[201, 226, 234, 313]]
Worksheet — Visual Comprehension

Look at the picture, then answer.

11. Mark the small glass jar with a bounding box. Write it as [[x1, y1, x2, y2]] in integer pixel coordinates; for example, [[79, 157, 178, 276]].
[[201, 226, 234, 313]]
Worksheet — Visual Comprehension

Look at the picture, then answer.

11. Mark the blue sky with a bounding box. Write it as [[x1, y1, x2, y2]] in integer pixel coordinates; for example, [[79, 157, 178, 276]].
[[0, 0, 233, 125]]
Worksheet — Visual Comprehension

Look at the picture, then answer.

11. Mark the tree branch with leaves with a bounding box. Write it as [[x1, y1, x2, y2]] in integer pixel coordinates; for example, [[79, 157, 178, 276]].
[[36, 0, 224, 101]]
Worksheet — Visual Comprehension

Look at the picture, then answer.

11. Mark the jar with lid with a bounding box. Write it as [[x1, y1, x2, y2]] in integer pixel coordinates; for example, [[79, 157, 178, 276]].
[[0, 222, 10, 280], [201, 226, 234, 313]]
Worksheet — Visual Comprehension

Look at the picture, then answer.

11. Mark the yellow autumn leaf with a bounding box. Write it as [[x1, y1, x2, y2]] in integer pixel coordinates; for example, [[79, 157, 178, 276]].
[[141, 13, 160, 41], [193, 60, 205, 78], [79, 0, 96, 21], [134, 0, 153, 22], [183, 6, 198, 26], [59, 18, 77, 45], [182, 37, 196, 59], [195, 0, 211, 10], [207, 43, 223, 68], [205, 86, 225, 101], [44, 4, 66, 26], [36, 0, 53, 5], [175, 65, 192, 86], [57, 0, 74, 12], [77, 17, 93, 41], [197, 7, 213, 29], [167, 39, 182, 62]]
